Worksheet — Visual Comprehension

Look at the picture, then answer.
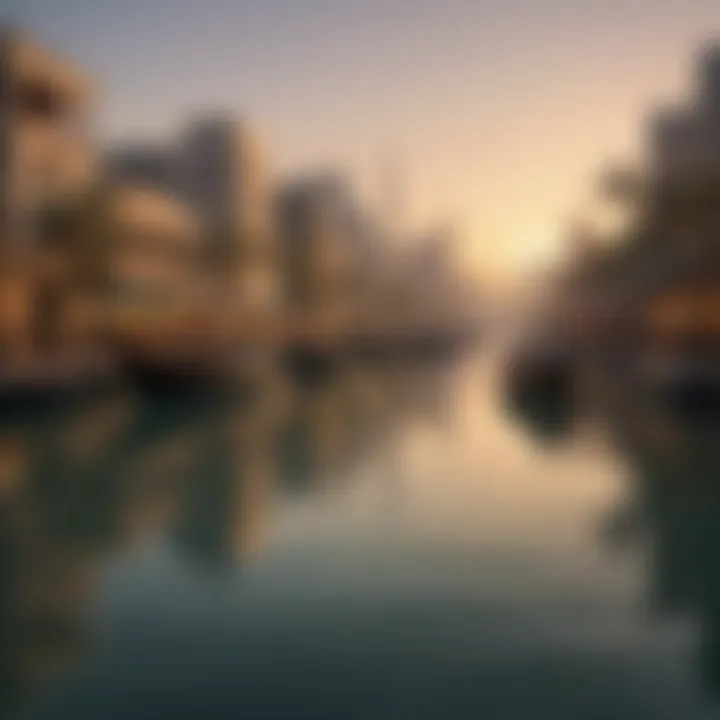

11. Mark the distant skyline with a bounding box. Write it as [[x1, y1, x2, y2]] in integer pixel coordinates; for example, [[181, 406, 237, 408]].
[[5, 0, 720, 279]]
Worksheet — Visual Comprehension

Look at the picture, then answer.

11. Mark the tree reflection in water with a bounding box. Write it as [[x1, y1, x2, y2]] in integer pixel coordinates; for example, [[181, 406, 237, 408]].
[[508, 363, 720, 699]]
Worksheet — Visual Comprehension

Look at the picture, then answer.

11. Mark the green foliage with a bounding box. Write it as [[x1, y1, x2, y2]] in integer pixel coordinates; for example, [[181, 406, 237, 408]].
[[574, 170, 720, 294]]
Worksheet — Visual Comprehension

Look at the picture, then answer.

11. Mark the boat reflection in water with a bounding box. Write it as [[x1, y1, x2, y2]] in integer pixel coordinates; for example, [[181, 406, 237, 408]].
[[0, 357, 455, 718]]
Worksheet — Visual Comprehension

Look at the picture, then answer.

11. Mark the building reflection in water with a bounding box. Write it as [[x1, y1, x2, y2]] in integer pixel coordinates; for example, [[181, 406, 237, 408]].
[[0, 358, 456, 716], [173, 386, 280, 571], [507, 369, 720, 700]]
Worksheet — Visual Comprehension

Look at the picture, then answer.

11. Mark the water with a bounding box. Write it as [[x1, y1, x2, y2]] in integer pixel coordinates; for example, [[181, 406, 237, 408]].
[[1, 350, 719, 719]]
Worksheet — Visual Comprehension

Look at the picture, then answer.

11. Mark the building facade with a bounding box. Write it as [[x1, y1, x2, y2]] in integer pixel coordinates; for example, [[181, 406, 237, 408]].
[[107, 143, 179, 197], [180, 117, 270, 236], [181, 116, 276, 311], [0, 28, 97, 254], [650, 43, 720, 182], [277, 173, 362, 321], [109, 116, 277, 313], [0, 28, 99, 363]]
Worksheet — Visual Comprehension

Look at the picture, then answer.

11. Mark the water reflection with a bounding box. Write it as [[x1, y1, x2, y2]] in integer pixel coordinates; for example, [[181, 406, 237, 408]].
[[509, 363, 720, 702], [0, 358, 456, 717], [7, 352, 720, 718]]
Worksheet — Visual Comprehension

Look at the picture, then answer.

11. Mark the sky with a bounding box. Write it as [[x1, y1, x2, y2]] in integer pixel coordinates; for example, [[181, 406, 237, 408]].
[[4, 0, 720, 280]]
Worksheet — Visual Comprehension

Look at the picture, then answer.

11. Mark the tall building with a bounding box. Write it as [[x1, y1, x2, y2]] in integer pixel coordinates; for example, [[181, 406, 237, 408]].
[[180, 116, 271, 238], [109, 116, 277, 311], [109, 117, 272, 238], [699, 43, 720, 117], [0, 29, 100, 362], [0, 28, 97, 253], [277, 172, 362, 319], [650, 43, 720, 182], [181, 116, 276, 310]]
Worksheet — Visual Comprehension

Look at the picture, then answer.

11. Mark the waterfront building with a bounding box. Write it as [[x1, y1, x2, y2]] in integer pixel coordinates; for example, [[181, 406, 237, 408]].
[[180, 117, 270, 235], [180, 115, 277, 311], [0, 28, 99, 364], [109, 184, 200, 294], [109, 116, 278, 313], [108, 184, 204, 352], [277, 172, 363, 323], [0, 28, 97, 251]]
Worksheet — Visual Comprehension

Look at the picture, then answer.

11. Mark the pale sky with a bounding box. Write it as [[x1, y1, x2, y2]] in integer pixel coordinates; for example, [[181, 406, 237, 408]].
[[5, 0, 720, 279]]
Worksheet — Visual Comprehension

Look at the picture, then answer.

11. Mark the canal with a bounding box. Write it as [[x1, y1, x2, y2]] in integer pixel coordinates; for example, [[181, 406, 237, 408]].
[[1, 348, 718, 719]]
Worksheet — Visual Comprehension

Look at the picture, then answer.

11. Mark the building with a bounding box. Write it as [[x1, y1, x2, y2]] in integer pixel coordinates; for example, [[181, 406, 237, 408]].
[[0, 29, 100, 364], [181, 116, 276, 311], [277, 172, 362, 321], [109, 184, 200, 293], [699, 43, 720, 118], [109, 116, 278, 313], [109, 117, 273, 237], [0, 28, 97, 252], [650, 43, 720, 182], [107, 143, 179, 196], [0, 29, 98, 249], [180, 116, 271, 236]]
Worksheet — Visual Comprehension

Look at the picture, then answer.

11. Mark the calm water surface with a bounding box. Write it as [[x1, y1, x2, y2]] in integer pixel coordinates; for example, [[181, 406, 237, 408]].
[[2, 351, 719, 719]]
